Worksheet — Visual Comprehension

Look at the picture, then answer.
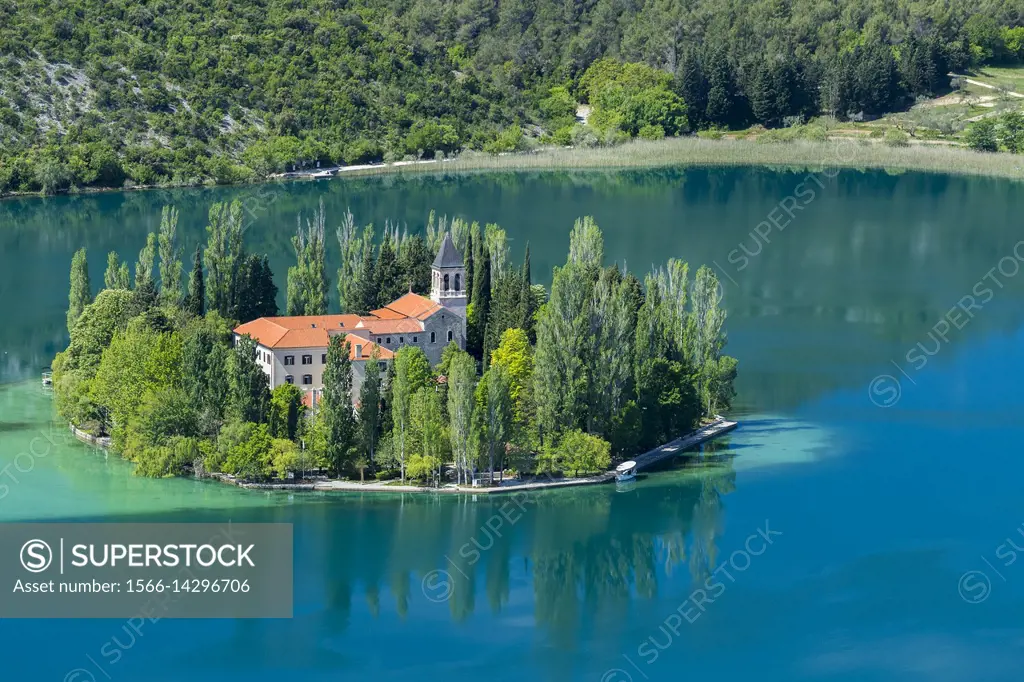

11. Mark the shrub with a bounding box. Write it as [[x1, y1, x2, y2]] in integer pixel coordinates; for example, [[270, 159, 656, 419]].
[[638, 124, 665, 140], [697, 128, 725, 140], [884, 129, 909, 147]]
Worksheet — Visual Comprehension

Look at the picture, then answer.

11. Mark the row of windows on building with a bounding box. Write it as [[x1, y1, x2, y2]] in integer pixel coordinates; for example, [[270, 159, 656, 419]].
[[261, 330, 455, 367], [282, 353, 328, 366], [281, 360, 388, 386]]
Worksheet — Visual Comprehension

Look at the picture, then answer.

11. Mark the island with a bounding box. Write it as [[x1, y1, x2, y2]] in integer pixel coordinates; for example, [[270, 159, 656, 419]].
[[52, 202, 738, 489]]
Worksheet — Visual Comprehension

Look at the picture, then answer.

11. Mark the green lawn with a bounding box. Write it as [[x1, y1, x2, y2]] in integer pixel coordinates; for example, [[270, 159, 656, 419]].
[[970, 66, 1024, 94]]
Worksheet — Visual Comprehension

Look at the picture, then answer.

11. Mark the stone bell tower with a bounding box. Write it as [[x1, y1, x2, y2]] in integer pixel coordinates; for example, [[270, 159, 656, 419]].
[[430, 232, 467, 319]]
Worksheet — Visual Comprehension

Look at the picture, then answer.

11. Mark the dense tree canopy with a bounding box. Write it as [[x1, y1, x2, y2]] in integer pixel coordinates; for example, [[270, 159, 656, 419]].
[[2, 0, 1022, 193]]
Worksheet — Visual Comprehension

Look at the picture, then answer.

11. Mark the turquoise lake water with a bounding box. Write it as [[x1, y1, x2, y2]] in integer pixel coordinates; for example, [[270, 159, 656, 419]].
[[2, 167, 1024, 680]]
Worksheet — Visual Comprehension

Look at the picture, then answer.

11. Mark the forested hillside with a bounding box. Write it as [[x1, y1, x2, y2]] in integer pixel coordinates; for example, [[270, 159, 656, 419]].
[[1, 0, 1023, 193]]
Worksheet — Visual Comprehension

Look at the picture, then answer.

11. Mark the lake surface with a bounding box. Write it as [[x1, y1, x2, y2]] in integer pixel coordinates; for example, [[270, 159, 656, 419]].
[[2, 167, 1024, 681]]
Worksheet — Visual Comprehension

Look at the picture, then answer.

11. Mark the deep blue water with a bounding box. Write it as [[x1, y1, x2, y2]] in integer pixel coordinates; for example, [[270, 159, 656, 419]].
[[2, 167, 1024, 681]]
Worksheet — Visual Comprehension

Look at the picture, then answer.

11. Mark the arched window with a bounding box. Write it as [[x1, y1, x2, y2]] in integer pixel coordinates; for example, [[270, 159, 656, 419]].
[[454, 273, 461, 291], [285, 375, 294, 384], [430, 331, 436, 344], [302, 375, 313, 385], [443, 273, 450, 291], [447, 329, 453, 342]]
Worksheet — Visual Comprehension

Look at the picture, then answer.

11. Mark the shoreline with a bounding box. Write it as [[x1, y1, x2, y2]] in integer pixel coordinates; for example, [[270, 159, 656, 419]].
[[62, 414, 739, 495], [4, 137, 1022, 203], [207, 416, 739, 495]]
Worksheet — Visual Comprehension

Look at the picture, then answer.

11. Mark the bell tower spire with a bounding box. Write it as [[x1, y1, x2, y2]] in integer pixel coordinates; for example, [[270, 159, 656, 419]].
[[430, 232, 467, 319]]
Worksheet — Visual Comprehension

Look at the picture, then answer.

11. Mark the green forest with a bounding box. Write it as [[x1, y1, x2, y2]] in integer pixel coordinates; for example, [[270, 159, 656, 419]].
[[2, 0, 1024, 194], [52, 205, 736, 484]]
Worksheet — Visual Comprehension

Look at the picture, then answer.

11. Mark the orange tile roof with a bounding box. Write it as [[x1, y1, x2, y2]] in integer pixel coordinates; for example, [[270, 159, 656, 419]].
[[235, 320, 392, 360], [355, 318, 424, 334], [373, 292, 444, 321], [235, 294, 441, 356], [346, 334, 394, 360]]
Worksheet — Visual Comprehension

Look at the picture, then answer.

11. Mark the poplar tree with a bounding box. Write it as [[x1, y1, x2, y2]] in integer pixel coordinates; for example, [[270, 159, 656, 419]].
[[321, 335, 357, 474], [67, 248, 93, 334], [184, 245, 205, 317], [533, 218, 603, 442], [336, 208, 361, 313], [104, 252, 130, 290], [447, 350, 477, 485], [475, 364, 512, 482], [391, 346, 432, 481], [134, 232, 157, 290], [204, 201, 245, 318], [358, 348, 383, 464], [157, 205, 182, 305], [287, 203, 328, 316]]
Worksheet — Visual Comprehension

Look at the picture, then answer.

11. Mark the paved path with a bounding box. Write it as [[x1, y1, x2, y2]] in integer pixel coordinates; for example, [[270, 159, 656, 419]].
[[630, 417, 739, 473]]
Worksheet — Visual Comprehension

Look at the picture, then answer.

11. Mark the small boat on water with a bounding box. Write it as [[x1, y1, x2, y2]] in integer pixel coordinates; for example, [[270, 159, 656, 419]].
[[310, 170, 335, 179], [615, 460, 637, 482], [41, 371, 53, 387]]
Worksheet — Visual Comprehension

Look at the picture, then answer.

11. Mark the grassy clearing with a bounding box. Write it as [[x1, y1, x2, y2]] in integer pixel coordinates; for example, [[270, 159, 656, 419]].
[[341, 136, 1024, 181], [970, 66, 1024, 94]]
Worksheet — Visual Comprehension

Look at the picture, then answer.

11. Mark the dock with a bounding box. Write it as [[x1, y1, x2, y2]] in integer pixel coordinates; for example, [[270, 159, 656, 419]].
[[629, 416, 738, 473]]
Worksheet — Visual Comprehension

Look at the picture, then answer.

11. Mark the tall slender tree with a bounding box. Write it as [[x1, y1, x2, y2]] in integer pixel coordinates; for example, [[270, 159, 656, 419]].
[[374, 232, 402, 306], [104, 252, 130, 290], [157, 205, 182, 305], [468, 250, 491, 357], [204, 200, 245, 318], [352, 225, 378, 314], [447, 350, 477, 485], [228, 334, 270, 423], [336, 208, 361, 313], [476, 364, 512, 482], [287, 202, 329, 316], [67, 248, 92, 334], [391, 346, 432, 481], [134, 232, 157, 290], [358, 348, 383, 464], [184, 245, 205, 317], [321, 335, 358, 474], [464, 230, 475, 306]]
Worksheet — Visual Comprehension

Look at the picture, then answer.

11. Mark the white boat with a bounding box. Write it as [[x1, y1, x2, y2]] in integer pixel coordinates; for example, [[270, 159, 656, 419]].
[[41, 371, 53, 388], [615, 460, 638, 482]]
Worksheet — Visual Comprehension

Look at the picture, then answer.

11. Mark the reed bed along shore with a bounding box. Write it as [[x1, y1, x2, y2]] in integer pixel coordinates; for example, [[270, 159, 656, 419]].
[[343, 137, 1024, 181]]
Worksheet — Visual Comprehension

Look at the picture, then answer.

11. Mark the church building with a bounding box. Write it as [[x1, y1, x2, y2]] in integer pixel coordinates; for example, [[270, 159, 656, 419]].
[[233, 232, 467, 406]]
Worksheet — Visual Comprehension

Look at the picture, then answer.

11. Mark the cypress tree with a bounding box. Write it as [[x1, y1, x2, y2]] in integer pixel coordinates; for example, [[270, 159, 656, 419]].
[[229, 334, 270, 423], [468, 250, 491, 358], [353, 227, 378, 314], [464, 231, 475, 306], [374, 233, 402, 305], [517, 242, 535, 337], [67, 248, 93, 334], [185, 245, 205, 317]]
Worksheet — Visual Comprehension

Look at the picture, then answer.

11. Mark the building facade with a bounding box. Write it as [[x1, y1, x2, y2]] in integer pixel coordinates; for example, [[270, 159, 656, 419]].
[[233, 233, 467, 406]]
